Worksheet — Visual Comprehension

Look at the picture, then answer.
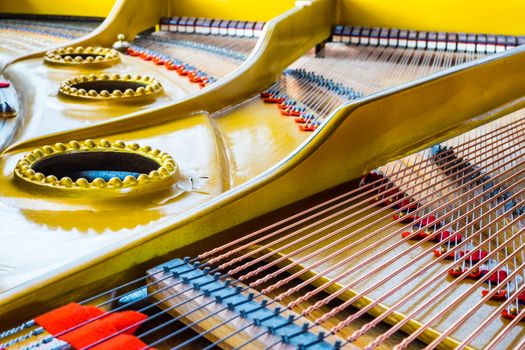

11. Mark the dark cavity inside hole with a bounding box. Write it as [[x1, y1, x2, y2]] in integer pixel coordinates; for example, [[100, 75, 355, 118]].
[[32, 151, 160, 182], [71, 81, 147, 93], [60, 53, 104, 60]]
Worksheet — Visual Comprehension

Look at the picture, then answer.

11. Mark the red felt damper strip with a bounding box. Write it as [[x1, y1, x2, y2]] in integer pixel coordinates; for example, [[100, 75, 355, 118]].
[[35, 303, 102, 336], [487, 270, 508, 284], [85, 306, 105, 318], [299, 124, 316, 131], [481, 289, 507, 300], [418, 215, 437, 227], [397, 199, 418, 211], [501, 309, 524, 321], [360, 172, 384, 185], [60, 311, 148, 349], [466, 250, 487, 263], [448, 268, 463, 277], [402, 231, 428, 240], [91, 334, 157, 350], [468, 269, 484, 279], [59, 319, 117, 349], [103, 311, 148, 334], [518, 292, 525, 304], [432, 230, 461, 243], [393, 213, 417, 223]]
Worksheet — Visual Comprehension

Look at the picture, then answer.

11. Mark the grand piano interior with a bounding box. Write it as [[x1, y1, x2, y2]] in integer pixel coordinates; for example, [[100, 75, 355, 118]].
[[0, 0, 525, 349]]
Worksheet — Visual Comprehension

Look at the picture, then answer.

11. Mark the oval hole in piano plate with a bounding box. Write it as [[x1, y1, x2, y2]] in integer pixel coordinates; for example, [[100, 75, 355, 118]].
[[59, 53, 105, 60], [32, 151, 160, 182], [70, 81, 148, 94], [13, 140, 178, 197]]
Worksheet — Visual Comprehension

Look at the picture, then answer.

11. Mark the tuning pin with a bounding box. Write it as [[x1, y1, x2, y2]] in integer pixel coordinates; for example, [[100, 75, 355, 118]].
[[0, 101, 16, 118], [112, 33, 131, 53]]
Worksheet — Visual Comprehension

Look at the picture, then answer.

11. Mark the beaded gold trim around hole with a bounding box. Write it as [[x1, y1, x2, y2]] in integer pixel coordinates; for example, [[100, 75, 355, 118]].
[[14, 139, 178, 196], [44, 46, 121, 67], [59, 73, 163, 101]]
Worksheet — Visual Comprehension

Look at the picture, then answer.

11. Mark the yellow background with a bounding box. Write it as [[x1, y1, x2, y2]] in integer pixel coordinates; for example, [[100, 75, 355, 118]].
[[167, 0, 296, 21], [338, 0, 525, 35], [3, 0, 525, 35], [0, 0, 117, 17]]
